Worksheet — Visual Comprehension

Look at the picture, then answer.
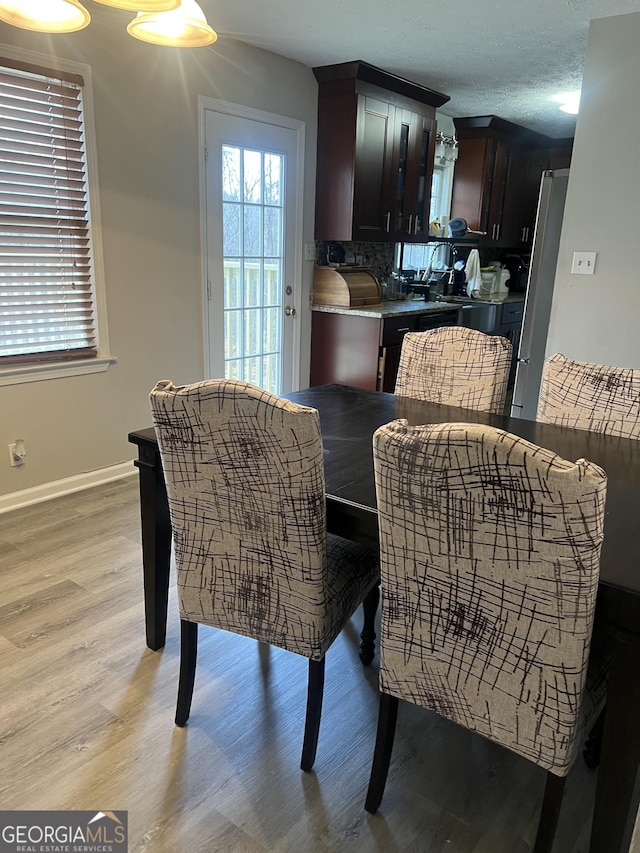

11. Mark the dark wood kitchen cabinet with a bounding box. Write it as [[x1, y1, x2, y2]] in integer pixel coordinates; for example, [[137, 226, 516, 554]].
[[451, 116, 572, 250], [451, 116, 527, 246], [310, 307, 458, 393], [500, 144, 549, 247], [313, 61, 449, 243]]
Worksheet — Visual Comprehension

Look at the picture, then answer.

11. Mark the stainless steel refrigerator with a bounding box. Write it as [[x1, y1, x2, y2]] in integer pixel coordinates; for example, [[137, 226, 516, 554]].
[[510, 169, 569, 419]]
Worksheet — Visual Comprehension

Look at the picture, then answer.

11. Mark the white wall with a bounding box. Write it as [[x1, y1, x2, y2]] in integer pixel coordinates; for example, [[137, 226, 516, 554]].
[[0, 9, 318, 500], [436, 112, 456, 136], [546, 12, 640, 367], [5, 9, 637, 503]]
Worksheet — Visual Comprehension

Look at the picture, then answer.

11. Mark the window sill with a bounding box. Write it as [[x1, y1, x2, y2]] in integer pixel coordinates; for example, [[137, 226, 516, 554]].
[[0, 356, 117, 387]]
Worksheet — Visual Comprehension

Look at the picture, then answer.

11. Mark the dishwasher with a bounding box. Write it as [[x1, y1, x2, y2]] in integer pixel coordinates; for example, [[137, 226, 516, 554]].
[[457, 302, 501, 334], [417, 309, 458, 332]]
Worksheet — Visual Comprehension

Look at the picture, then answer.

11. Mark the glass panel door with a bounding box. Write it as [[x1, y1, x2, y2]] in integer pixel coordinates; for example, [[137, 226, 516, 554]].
[[203, 106, 301, 395], [221, 145, 284, 393]]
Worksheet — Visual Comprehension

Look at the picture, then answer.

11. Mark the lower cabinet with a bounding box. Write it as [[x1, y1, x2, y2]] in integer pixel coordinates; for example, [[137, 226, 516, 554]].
[[310, 308, 458, 393]]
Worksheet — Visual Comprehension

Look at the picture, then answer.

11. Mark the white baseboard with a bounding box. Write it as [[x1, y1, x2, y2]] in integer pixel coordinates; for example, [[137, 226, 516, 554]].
[[0, 462, 137, 515]]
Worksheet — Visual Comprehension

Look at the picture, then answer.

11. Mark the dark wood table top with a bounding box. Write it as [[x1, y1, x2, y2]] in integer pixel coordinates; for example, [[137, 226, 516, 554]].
[[129, 383, 640, 599]]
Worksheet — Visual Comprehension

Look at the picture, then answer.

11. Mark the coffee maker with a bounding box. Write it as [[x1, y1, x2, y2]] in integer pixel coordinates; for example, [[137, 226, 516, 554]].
[[502, 254, 530, 292]]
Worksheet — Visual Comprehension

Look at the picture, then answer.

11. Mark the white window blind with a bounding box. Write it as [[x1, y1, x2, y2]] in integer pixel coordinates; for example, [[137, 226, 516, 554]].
[[0, 58, 96, 365]]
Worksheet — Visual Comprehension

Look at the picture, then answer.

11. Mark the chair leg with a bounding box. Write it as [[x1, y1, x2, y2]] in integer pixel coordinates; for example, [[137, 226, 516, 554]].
[[533, 771, 566, 853], [175, 620, 198, 727], [365, 693, 399, 814], [359, 584, 380, 666], [583, 708, 606, 769], [300, 656, 325, 772]]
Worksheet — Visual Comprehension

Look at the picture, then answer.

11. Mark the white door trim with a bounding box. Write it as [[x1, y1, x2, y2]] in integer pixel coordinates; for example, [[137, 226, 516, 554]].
[[197, 95, 305, 391]]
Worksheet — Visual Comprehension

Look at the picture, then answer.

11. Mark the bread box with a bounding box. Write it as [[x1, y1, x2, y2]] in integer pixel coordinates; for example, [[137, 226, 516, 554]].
[[312, 266, 381, 308]]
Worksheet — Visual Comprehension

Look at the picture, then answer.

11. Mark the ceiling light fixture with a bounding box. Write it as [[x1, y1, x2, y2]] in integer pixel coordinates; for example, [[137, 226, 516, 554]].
[[553, 91, 580, 115], [94, 0, 179, 9], [127, 0, 217, 47], [0, 0, 91, 33], [0, 0, 217, 47]]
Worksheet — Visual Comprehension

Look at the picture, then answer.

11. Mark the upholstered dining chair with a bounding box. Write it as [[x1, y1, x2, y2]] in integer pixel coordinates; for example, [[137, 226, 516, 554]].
[[537, 352, 640, 769], [394, 326, 512, 414], [366, 419, 608, 852], [149, 378, 379, 771], [537, 352, 640, 439]]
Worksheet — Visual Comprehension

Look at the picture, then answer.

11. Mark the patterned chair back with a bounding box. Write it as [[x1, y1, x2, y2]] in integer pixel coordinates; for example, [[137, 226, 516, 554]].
[[150, 379, 329, 656], [394, 326, 512, 414], [373, 419, 607, 775], [537, 352, 640, 440]]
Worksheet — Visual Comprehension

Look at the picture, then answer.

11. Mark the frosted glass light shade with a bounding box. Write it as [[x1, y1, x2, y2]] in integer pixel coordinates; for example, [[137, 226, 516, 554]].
[[127, 0, 217, 47], [0, 0, 90, 32], [93, 0, 180, 10]]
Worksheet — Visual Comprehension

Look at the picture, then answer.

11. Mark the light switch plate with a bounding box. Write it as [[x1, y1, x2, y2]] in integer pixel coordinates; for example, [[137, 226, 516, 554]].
[[304, 242, 316, 262], [571, 251, 597, 275]]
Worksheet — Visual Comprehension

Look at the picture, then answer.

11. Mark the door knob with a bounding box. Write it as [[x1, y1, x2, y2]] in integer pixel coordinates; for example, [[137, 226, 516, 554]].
[[284, 306, 296, 316]]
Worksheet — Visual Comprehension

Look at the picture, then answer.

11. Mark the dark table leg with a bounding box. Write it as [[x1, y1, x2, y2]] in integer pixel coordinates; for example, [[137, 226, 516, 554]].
[[134, 446, 172, 651], [590, 625, 640, 852]]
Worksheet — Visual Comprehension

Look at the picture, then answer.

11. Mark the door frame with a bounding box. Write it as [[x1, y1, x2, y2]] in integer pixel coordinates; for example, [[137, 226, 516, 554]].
[[198, 95, 306, 391]]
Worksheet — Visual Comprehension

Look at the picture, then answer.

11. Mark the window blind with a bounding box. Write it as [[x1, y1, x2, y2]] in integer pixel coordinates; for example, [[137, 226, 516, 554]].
[[0, 61, 96, 365]]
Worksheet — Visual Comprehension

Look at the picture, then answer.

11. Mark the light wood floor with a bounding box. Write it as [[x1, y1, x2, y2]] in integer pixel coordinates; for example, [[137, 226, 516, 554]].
[[1, 478, 598, 852]]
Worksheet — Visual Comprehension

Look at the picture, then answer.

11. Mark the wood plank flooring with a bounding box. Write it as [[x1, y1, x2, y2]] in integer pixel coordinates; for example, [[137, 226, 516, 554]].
[[0, 478, 598, 852]]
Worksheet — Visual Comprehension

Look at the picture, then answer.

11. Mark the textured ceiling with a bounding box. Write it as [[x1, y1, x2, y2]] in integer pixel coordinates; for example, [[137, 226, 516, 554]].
[[202, 0, 640, 138]]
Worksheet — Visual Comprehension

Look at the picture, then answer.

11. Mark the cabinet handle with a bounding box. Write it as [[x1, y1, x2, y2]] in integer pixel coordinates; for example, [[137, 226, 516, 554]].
[[407, 214, 413, 233], [495, 223, 500, 240], [397, 327, 410, 332], [384, 212, 391, 232], [414, 216, 420, 235], [525, 227, 529, 242]]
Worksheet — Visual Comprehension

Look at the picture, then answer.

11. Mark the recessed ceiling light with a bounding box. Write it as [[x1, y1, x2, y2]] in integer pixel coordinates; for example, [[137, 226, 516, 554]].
[[552, 91, 580, 115]]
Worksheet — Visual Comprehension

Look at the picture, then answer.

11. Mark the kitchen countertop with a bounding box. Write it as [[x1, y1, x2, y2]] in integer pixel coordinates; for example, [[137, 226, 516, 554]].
[[310, 299, 462, 318], [311, 292, 525, 318], [435, 293, 525, 306]]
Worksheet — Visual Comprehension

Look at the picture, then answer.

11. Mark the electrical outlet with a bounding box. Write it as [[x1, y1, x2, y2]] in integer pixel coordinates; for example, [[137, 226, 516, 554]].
[[304, 242, 316, 262], [571, 251, 597, 275]]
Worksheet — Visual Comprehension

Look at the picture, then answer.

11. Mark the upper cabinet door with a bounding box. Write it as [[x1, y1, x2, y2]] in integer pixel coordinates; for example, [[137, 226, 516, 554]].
[[449, 135, 492, 231], [496, 142, 526, 246], [394, 109, 437, 241], [313, 61, 449, 243], [382, 107, 436, 241], [450, 132, 513, 241], [450, 131, 517, 244], [352, 95, 397, 240], [388, 107, 416, 238], [497, 145, 549, 247]]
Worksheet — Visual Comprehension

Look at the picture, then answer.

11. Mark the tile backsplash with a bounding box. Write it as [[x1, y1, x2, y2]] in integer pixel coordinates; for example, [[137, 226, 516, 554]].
[[315, 241, 396, 285], [312, 239, 511, 288]]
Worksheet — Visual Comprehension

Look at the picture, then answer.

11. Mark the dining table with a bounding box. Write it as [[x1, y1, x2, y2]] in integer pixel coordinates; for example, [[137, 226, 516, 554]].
[[129, 382, 640, 853]]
